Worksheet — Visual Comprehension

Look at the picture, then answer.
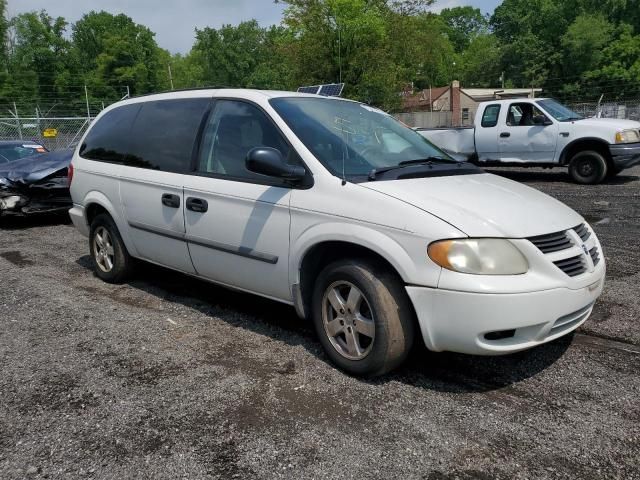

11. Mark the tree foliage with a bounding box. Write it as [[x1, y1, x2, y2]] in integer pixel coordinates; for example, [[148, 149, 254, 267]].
[[0, 0, 639, 115]]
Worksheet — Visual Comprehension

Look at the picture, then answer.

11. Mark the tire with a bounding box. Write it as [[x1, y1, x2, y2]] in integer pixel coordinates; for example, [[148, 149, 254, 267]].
[[568, 150, 608, 184], [311, 259, 415, 377], [89, 213, 134, 283]]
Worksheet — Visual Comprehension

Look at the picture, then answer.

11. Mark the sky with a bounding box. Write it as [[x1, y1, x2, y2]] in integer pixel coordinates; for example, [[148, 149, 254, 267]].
[[8, 0, 502, 54]]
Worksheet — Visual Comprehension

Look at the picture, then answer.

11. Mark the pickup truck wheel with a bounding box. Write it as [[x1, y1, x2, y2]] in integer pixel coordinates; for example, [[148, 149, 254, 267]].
[[89, 213, 134, 283], [568, 150, 608, 184], [312, 259, 414, 377]]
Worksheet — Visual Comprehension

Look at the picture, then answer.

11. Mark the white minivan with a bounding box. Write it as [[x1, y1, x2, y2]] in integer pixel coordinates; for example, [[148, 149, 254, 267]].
[[69, 89, 606, 376]]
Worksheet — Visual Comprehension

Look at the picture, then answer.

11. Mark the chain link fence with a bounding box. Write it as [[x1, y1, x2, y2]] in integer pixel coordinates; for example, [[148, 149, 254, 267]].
[[395, 109, 477, 128], [565, 99, 640, 122], [0, 116, 92, 151]]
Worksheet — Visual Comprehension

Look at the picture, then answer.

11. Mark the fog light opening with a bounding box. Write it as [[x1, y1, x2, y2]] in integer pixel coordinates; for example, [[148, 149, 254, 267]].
[[484, 329, 516, 341]]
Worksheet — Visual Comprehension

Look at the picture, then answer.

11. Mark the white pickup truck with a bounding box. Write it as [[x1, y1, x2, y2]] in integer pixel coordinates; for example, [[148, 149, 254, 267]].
[[418, 98, 640, 184]]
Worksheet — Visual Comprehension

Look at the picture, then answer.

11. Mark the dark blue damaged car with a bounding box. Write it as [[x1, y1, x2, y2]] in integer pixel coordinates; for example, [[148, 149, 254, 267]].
[[0, 149, 73, 216]]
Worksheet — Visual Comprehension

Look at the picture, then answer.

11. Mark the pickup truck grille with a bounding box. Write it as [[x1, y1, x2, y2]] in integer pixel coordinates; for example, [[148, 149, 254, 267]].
[[527, 230, 572, 253], [527, 223, 600, 278]]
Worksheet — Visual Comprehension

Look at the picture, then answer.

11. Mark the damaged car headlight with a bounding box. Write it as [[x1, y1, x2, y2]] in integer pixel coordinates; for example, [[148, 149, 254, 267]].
[[428, 238, 529, 275], [0, 195, 26, 211]]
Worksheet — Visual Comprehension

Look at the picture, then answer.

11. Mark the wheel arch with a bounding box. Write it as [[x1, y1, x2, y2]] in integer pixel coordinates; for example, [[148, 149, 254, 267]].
[[291, 225, 417, 319], [83, 191, 138, 258], [559, 137, 612, 167]]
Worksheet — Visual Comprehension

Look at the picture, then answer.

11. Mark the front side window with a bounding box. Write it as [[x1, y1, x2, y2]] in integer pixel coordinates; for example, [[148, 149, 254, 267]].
[[80, 104, 141, 163], [197, 100, 292, 181], [506, 103, 548, 126], [536, 99, 583, 122], [481, 105, 500, 128], [269, 97, 456, 180], [127, 98, 211, 172]]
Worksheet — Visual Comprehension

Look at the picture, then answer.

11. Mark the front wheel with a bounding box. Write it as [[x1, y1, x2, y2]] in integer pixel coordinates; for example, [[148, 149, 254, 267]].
[[311, 259, 415, 377], [568, 150, 608, 184]]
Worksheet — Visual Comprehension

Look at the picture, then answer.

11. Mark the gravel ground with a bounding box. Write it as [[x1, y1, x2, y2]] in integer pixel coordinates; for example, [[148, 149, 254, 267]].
[[0, 165, 639, 479]]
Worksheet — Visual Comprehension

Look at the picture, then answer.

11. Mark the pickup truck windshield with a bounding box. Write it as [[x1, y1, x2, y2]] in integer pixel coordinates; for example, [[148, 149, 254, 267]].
[[536, 99, 583, 122], [270, 97, 459, 180]]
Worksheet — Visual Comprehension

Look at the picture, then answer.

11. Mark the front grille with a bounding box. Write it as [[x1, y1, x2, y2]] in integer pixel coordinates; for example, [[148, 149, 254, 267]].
[[589, 246, 600, 266], [527, 230, 572, 253], [573, 223, 591, 242], [553, 255, 586, 277]]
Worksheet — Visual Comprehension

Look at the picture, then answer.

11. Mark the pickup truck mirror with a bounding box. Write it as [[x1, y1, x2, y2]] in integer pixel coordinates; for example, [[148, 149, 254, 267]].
[[533, 115, 552, 126], [246, 147, 306, 181]]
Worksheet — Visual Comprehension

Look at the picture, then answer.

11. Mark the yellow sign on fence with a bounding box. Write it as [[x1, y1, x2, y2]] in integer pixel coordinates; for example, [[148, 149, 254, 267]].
[[43, 128, 58, 138]]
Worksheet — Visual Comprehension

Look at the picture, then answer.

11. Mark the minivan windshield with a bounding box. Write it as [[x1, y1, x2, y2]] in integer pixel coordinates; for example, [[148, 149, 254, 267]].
[[536, 99, 583, 122], [270, 97, 458, 180]]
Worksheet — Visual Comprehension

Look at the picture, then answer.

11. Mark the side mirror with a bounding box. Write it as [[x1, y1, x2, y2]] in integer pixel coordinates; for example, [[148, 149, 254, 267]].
[[533, 115, 552, 126], [246, 147, 306, 181]]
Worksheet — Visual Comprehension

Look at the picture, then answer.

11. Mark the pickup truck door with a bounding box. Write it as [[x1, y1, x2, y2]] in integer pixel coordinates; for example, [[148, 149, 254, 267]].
[[181, 99, 293, 302], [497, 102, 559, 163]]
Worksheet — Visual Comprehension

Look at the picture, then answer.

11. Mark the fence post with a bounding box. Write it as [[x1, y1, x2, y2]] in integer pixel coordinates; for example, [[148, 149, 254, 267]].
[[84, 85, 91, 121], [12, 102, 22, 140]]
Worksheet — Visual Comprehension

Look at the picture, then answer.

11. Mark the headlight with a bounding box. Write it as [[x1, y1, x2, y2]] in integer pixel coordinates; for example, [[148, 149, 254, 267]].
[[615, 129, 640, 144], [428, 238, 529, 275]]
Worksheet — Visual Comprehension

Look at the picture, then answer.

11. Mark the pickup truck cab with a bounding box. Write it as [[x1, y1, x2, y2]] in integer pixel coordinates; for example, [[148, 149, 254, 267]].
[[69, 89, 605, 376], [419, 98, 640, 184]]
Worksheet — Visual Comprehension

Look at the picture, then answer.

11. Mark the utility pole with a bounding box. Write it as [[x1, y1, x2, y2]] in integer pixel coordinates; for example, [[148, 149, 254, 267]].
[[84, 85, 91, 121], [501, 71, 505, 89], [168, 64, 174, 90]]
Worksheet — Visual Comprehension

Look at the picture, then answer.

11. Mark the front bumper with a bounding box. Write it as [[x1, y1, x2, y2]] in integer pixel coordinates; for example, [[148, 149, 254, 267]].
[[609, 142, 640, 169], [406, 274, 605, 355]]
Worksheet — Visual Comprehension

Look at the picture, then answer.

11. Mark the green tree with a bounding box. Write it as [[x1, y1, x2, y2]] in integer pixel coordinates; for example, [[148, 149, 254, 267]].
[[440, 6, 488, 52]]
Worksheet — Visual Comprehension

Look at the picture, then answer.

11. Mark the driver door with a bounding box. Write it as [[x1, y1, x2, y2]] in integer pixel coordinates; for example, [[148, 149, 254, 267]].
[[497, 102, 558, 163]]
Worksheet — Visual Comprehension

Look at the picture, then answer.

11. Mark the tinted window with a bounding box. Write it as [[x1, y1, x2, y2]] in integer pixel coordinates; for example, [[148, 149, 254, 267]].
[[481, 104, 500, 128], [127, 99, 210, 172], [197, 100, 292, 181], [80, 104, 141, 162]]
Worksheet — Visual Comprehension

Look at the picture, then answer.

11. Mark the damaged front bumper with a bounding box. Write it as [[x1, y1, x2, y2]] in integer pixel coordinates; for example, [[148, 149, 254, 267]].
[[0, 178, 71, 216]]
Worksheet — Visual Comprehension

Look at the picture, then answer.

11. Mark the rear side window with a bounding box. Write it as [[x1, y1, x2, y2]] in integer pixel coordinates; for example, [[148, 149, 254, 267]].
[[80, 104, 141, 162], [127, 99, 210, 172], [481, 104, 501, 128]]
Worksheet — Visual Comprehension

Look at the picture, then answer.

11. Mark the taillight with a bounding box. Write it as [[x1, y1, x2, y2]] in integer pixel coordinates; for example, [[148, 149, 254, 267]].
[[67, 163, 74, 187]]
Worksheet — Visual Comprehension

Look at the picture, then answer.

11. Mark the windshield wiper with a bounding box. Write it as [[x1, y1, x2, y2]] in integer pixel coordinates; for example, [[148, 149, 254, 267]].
[[368, 157, 457, 180]]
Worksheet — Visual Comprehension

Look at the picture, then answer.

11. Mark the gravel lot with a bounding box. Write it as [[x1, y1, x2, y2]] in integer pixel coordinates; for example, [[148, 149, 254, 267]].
[[1, 166, 639, 479]]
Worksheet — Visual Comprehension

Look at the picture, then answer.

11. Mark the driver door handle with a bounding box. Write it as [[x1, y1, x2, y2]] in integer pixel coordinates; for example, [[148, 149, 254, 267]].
[[161, 193, 180, 208], [500, 132, 511, 138], [186, 197, 208, 213]]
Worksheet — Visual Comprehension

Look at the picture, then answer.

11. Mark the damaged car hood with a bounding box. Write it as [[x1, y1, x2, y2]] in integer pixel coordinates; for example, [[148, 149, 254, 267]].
[[0, 149, 72, 185]]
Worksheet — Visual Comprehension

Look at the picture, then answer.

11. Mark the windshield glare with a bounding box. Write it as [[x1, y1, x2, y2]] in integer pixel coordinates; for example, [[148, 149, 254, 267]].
[[536, 99, 583, 122], [270, 97, 454, 178]]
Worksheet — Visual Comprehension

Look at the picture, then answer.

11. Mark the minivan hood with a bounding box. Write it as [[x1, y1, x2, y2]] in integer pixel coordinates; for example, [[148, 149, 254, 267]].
[[360, 172, 583, 237]]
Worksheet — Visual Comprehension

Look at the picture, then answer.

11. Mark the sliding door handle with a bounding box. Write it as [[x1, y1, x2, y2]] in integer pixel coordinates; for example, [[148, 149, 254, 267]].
[[186, 197, 208, 213], [161, 193, 180, 208]]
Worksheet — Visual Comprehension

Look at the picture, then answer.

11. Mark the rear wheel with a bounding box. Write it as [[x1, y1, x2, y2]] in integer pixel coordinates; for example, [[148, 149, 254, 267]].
[[311, 259, 414, 377], [568, 150, 608, 184], [89, 213, 134, 283]]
